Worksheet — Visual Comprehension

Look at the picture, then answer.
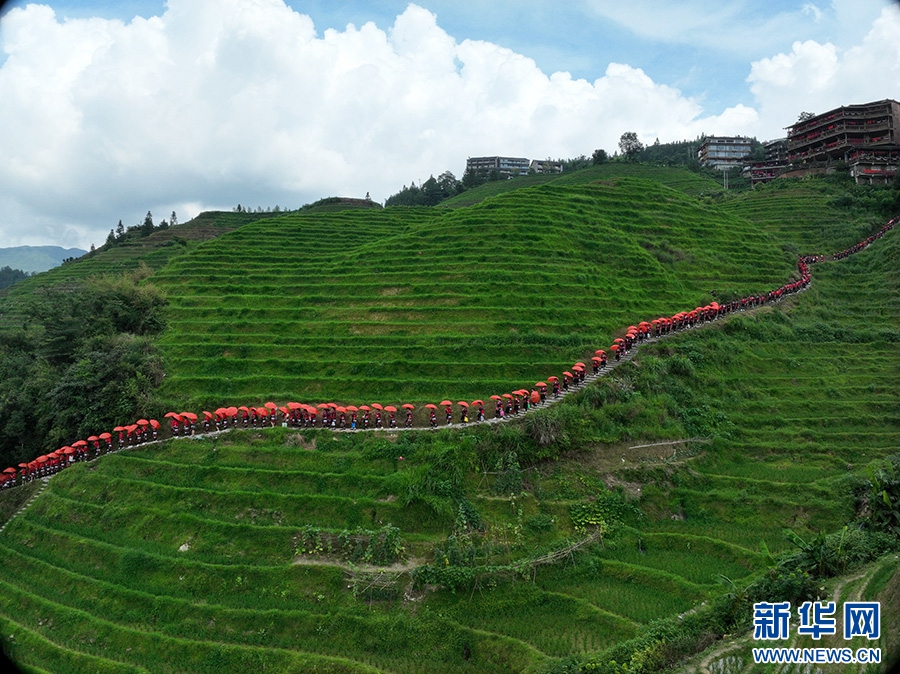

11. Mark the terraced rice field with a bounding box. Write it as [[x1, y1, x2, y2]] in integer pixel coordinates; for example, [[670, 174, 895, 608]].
[[0, 426, 771, 673], [152, 176, 794, 410], [1, 167, 898, 673]]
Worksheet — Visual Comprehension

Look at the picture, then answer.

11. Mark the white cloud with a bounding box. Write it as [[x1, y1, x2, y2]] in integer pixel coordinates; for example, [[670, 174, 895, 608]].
[[0, 0, 758, 247], [582, 0, 889, 59], [747, 5, 900, 131], [0, 0, 896, 248]]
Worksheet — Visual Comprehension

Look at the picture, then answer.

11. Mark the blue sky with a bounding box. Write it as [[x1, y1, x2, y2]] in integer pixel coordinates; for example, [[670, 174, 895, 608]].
[[0, 0, 898, 247]]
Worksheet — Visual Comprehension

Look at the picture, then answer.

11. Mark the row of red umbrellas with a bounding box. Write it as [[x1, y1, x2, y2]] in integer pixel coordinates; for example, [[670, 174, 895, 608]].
[[5, 219, 892, 489]]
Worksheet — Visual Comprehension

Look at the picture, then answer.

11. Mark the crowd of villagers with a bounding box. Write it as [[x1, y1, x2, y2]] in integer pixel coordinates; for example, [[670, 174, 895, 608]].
[[2, 216, 895, 489]]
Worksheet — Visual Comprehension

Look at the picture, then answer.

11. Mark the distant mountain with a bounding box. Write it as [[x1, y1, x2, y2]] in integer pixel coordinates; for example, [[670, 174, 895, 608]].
[[0, 245, 87, 273]]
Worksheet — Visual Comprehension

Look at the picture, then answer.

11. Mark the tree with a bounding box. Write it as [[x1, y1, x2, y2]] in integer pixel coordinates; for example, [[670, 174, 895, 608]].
[[170, 211, 178, 228], [0, 266, 29, 290], [115, 219, 125, 240], [798, 111, 816, 122], [436, 170, 462, 198], [142, 211, 154, 236], [591, 148, 608, 165], [618, 132, 644, 161], [461, 167, 483, 189]]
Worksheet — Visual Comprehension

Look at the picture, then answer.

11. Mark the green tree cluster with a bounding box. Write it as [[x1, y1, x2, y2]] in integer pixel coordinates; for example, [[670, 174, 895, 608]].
[[0, 266, 166, 465], [0, 266, 30, 290], [385, 171, 464, 207], [103, 211, 175, 250]]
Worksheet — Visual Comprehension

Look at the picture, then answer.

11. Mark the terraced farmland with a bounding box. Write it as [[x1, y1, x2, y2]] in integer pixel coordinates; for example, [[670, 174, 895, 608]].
[[1, 166, 899, 673], [152, 177, 795, 410], [0, 426, 773, 673]]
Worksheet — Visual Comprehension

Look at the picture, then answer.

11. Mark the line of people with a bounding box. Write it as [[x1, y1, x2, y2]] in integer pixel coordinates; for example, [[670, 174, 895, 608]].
[[2, 215, 895, 489]]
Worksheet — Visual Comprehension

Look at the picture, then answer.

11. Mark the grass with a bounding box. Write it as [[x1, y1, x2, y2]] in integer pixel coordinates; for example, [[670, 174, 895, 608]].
[[149, 176, 794, 410], [0, 165, 898, 673]]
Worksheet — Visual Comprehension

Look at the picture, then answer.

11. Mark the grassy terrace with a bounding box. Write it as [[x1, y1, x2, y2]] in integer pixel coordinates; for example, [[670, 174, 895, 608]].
[[0, 427, 763, 673], [1, 167, 898, 673], [152, 176, 794, 409]]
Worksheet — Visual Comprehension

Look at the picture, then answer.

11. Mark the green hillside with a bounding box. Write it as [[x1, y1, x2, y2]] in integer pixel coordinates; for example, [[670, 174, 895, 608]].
[[440, 163, 721, 209], [0, 165, 899, 674], [151, 176, 794, 410]]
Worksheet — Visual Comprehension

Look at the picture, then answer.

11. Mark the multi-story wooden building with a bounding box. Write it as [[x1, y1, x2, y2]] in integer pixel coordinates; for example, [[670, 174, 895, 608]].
[[747, 138, 788, 184], [786, 99, 899, 184]]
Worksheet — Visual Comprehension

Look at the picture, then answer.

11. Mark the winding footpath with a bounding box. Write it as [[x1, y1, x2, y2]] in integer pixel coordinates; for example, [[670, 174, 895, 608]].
[[2, 215, 896, 490]]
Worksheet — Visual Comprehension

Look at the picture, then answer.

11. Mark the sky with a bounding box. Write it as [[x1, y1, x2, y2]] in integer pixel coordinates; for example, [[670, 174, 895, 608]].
[[0, 0, 898, 249]]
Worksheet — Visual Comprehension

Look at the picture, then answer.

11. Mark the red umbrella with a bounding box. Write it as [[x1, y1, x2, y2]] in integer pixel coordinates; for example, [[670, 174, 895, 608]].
[[336, 406, 347, 413], [574, 362, 586, 368], [591, 356, 602, 362], [164, 412, 182, 420], [384, 405, 397, 412], [572, 366, 584, 372], [534, 382, 546, 388], [226, 406, 238, 416], [402, 403, 415, 410], [72, 439, 88, 447], [471, 400, 484, 406], [502, 393, 514, 399], [287, 402, 303, 410], [149, 419, 160, 429], [439, 400, 453, 406], [547, 376, 559, 382], [346, 405, 359, 412], [563, 371, 573, 377], [610, 344, 620, 351], [256, 407, 269, 416], [113, 426, 126, 432], [264, 402, 277, 410], [87, 435, 99, 442], [3, 467, 16, 475], [613, 338, 626, 344], [424, 404, 438, 410], [456, 401, 469, 407], [490, 395, 503, 401], [594, 349, 606, 356], [182, 412, 198, 421], [99, 432, 112, 440], [202, 410, 215, 419], [316, 403, 330, 410], [238, 405, 250, 413], [359, 405, 371, 411], [530, 391, 541, 404], [371, 403, 384, 411], [136, 419, 150, 426]]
